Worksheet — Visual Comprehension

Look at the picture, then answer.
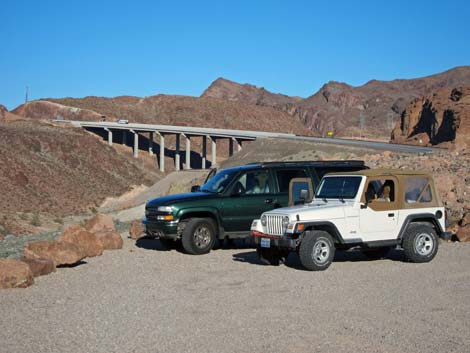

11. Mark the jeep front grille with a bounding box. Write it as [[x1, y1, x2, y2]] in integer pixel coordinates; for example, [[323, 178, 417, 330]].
[[266, 215, 285, 236]]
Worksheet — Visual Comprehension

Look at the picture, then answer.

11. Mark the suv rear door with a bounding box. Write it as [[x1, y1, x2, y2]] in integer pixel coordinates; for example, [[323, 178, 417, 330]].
[[220, 169, 275, 232], [272, 168, 310, 207]]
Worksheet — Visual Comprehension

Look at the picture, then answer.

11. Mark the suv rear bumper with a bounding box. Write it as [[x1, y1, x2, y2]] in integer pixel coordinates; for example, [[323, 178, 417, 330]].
[[142, 218, 178, 240]]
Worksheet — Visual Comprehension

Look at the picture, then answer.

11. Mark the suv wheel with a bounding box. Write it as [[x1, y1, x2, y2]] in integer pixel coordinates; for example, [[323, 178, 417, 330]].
[[181, 218, 216, 255], [402, 223, 438, 263], [361, 247, 391, 260], [299, 230, 335, 271]]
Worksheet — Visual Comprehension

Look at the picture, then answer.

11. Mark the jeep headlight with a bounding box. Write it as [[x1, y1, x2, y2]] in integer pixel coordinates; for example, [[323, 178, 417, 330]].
[[282, 216, 290, 228], [158, 206, 173, 213], [261, 215, 267, 226]]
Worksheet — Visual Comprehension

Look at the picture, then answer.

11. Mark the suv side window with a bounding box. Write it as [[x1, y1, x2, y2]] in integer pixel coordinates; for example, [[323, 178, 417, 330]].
[[231, 170, 272, 195], [275, 169, 308, 193]]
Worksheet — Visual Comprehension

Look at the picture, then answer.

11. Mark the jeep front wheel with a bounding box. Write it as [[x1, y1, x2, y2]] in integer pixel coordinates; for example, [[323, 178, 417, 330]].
[[402, 223, 438, 263], [299, 231, 335, 271], [181, 218, 216, 255]]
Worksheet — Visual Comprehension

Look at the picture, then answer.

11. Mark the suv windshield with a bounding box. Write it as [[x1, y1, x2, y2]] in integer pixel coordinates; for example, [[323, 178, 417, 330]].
[[315, 176, 362, 199], [200, 169, 238, 193]]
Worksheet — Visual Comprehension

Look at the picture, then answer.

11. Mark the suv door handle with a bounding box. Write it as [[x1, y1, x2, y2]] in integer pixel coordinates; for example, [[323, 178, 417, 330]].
[[265, 198, 273, 204], [388, 213, 395, 217]]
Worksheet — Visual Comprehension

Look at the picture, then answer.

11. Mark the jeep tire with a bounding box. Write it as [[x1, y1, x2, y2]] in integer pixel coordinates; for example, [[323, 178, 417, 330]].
[[402, 223, 438, 263], [299, 230, 335, 271], [181, 218, 216, 255]]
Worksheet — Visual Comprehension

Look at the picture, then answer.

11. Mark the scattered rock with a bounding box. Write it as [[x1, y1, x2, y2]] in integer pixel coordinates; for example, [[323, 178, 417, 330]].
[[0, 259, 34, 289], [456, 225, 470, 242], [129, 220, 144, 240], [461, 212, 470, 227], [58, 224, 103, 257], [85, 214, 116, 234], [20, 258, 56, 277], [95, 231, 123, 250], [24, 240, 85, 266]]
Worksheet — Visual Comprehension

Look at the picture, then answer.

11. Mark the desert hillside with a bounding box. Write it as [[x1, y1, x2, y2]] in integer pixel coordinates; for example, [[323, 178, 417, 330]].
[[203, 66, 470, 139], [0, 118, 160, 235]]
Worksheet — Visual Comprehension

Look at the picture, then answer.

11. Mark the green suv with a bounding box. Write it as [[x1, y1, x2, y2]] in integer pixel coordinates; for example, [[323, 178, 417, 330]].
[[143, 161, 367, 255]]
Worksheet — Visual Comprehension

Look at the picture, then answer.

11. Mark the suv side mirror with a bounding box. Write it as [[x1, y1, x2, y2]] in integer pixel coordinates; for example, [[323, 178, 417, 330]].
[[191, 185, 200, 192]]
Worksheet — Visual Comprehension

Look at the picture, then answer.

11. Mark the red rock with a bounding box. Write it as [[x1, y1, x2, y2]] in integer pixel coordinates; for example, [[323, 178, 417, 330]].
[[58, 224, 103, 257], [461, 212, 470, 227], [129, 220, 144, 240], [85, 214, 116, 234], [20, 258, 55, 277], [96, 231, 123, 250], [0, 259, 34, 289], [456, 225, 470, 242], [24, 240, 85, 266]]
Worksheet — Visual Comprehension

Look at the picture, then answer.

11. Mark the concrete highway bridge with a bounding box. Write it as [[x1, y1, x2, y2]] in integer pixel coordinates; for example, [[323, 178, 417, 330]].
[[68, 120, 437, 172]]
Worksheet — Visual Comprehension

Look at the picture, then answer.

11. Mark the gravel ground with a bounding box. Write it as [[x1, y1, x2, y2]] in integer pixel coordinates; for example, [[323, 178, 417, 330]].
[[1, 239, 469, 353]]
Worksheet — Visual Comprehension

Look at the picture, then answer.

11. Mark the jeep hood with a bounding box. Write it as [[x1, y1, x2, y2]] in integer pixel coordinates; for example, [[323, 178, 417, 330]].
[[266, 200, 354, 221]]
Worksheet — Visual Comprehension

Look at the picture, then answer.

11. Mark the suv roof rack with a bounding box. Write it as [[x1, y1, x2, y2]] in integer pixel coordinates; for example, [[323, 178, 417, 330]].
[[246, 160, 365, 167]]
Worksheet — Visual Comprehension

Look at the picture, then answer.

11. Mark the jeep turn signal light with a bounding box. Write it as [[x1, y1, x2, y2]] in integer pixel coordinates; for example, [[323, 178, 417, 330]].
[[297, 224, 305, 232]]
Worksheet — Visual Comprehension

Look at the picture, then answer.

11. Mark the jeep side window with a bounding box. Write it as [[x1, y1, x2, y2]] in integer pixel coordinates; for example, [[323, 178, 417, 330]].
[[231, 170, 271, 195], [275, 169, 307, 193], [405, 177, 432, 203], [366, 179, 395, 202]]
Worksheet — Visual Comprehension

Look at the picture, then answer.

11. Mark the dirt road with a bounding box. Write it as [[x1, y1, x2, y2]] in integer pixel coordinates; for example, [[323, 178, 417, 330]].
[[1, 239, 469, 353]]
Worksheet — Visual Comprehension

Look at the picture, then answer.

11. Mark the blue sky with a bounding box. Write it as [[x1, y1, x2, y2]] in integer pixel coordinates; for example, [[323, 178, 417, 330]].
[[1, 0, 469, 110]]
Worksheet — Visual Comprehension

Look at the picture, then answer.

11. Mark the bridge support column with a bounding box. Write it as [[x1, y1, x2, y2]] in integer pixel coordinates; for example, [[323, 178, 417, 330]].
[[202, 135, 207, 169], [149, 132, 154, 156], [122, 130, 127, 145], [104, 128, 113, 146], [210, 136, 217, 166], [236, 138, 242, 152], [159, 132, 165, 172], [184, 134, 191, 170], [131, 130, 139, 158], [175, 134, 180, 171]]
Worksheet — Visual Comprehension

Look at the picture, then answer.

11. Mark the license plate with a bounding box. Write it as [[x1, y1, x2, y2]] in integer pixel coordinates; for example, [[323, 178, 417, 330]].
[[260, 238, 270, 248]]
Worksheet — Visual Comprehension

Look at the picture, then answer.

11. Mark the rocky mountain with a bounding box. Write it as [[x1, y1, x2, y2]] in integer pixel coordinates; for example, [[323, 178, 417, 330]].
[[13, 95, 313, 136], [0, 104, 7, 119], [391, 86, 470, 146], [202, 66, 470, 139]]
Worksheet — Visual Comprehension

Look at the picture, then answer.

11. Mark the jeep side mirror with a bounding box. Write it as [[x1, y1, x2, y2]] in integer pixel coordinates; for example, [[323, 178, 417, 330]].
[[299, 189, 309, 202], [191, 185, 200, 192]]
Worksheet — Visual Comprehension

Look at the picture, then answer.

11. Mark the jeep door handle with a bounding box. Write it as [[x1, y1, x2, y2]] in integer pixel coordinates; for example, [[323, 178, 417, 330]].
[[388, 213, 395, 217]]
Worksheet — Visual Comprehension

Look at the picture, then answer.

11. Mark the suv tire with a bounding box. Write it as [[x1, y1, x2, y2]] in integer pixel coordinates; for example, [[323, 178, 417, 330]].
[[182, 218, 216, 255], [402, 223, 438, 263], [299, 230, 335, 271]]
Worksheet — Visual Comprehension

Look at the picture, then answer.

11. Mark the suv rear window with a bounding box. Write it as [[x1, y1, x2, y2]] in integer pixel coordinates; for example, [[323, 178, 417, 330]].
[[276, 169, 307, 192]]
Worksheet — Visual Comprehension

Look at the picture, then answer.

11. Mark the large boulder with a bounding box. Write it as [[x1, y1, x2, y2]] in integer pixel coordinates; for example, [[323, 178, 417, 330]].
[[20, 258, 56, 277], [24, 240, 85, 266], [95, 231, 123, 250], [85, 214, 116, 234], [0, 259, 34, 289], [58, 224, 103, 257], [129, 220, 144, 240], [456, 225, 470, 242]]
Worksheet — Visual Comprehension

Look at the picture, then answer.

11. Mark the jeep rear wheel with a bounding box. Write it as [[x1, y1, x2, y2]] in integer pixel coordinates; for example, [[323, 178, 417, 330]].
[[181, 218, 216, 255], [402, 223, 438, 263], [299, 231, 335, 271]]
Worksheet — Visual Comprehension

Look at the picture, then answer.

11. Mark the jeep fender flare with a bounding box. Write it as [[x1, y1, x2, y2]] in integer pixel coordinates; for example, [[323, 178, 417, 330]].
[[300, 221, 347, 244], [397, 213, 444, 240]]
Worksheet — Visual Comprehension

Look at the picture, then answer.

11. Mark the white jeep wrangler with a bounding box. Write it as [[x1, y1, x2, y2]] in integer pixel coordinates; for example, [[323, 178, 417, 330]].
[[251, 169, 451, 271]]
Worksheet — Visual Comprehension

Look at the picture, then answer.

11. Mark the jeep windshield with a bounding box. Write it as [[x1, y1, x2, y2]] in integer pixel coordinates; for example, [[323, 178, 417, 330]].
[[315, 176, 362, 200], [200, 169, 238, 193]]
